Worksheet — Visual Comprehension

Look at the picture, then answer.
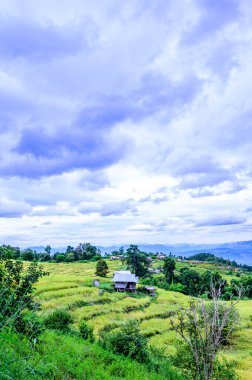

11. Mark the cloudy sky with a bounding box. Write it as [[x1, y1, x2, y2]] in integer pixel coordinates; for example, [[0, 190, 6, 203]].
[[0, 0, 252, 247]]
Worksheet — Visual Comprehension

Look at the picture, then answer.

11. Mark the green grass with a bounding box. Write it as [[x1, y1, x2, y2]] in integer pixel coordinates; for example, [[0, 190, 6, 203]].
[[0, 329, 182, 380], [32, 260, 252, 380]]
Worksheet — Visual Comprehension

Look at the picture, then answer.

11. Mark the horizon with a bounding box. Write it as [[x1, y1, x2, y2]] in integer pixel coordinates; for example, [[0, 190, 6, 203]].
[[14, 238, 252, 250], [1, 1, 252, 247]]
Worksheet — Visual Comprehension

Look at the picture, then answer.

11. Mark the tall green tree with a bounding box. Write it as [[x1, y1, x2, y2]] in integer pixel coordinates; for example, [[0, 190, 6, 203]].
[[0, 259, 47, 332], [124, 245, 149, 277], [95, 259, 109, 277], [0, 245, 20, 259], [21, 248, 35, 261], [74, 243, 101, 261], [45, 245, 51, 255], [163, 257, 176, 284]]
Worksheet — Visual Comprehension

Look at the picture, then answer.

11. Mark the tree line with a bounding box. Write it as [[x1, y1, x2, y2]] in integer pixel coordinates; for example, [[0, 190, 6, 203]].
[[0, 243, 102, 262], [1, 243, 252, 299], [185, 252, 252, 272], [142, 255, 252, 300]]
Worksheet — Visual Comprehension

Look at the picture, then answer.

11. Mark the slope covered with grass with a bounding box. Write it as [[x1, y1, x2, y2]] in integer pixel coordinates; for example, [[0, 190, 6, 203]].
[[32, 260, 252, 379]]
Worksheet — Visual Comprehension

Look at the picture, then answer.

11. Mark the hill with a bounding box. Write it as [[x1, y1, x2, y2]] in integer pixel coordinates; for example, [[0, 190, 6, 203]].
[[27, 240, 252, 265], [33, 260, 252, 380], [97, 241, 252, 265]]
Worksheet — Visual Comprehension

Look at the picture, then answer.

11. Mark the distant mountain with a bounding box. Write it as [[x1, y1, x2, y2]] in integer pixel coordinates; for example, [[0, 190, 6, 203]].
[[28, 240, 252, 265], [98, 241, 252, 265], [28, 246, 66, 254]]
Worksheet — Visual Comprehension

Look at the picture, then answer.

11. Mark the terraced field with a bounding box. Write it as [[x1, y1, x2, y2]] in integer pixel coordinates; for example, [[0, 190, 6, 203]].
[[35, 261, 252, 380]]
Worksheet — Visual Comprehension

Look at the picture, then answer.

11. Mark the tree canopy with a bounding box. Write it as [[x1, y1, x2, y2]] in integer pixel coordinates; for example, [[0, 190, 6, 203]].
[[124, 245, 150, 277]]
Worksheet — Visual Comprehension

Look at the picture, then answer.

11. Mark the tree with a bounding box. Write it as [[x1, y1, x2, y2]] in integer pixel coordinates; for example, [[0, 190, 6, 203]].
[[170, 281, 242, 380], [200, 271, 226, 297], [0, 245, 20, 259], [163, 257, 176, 284], [119, 246, 124, 256], [177, 268, 201, 296], [54, 253, 66, 262], [45, 245, 51, 255], [124, 245, 149, 277], [65, 245, 75, 262], [21, 248, 35, 261], [0, 259, 47, 336], [95, 259, 109, 277], [74, 243, 101, 261]]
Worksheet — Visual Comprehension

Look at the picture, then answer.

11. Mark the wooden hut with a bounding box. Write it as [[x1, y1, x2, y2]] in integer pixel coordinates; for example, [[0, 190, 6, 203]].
[[93, 279, 100, 287], [145, 286, 156, 296], [112, 271, 138, 292]]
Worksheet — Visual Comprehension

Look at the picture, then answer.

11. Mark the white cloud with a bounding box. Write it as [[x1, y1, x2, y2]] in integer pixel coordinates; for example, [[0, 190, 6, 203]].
[[0, 0, 252, 246]]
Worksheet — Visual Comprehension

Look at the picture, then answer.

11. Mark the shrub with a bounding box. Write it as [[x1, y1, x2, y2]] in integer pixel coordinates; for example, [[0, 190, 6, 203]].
[[79, 321, 94, 342], [172, 342, 238, 380], [95, 259, 109, 277], [44, 309, 73, 331], [168, 282, 185, 293], [0, 259, 46, 339], [15, 311, 44, 341], [99, 319, 148, 362], [205, 302, 240, 345]]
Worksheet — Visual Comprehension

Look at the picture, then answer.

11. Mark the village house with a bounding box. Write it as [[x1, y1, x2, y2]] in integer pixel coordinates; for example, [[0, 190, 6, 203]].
[[145, 286, 156, 296], [156, 254, 166, 260], [110, 255, 123, 261], [112, 270, 138, 292], [148, 268, 162, 274]]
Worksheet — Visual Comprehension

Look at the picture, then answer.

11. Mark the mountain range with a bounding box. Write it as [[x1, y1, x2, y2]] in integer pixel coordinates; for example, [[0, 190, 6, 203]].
[[29, 240, 252, 265]]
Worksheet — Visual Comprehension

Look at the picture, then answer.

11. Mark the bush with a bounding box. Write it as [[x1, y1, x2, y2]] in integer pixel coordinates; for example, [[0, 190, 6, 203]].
[[15, 312, 44, 341], [44, 309, 73, 331], [168, 283, 185, 293], [79, 321, 94, 342], [0, 259, 46, 343], [99, 319, 148, 362], [172, 342, 238, 380], [205, 302, 240, 345], [0, 329, 183, 380], [95, 259, 109, 277]]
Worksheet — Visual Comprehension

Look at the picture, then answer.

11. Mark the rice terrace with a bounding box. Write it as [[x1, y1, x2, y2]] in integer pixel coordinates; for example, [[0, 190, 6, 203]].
[[35, 259, 252, 380], [1, 243, 251, 380]]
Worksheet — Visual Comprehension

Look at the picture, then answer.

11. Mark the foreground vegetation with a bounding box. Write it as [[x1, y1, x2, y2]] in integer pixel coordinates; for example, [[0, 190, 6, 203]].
[[1, 248, 252, 379]]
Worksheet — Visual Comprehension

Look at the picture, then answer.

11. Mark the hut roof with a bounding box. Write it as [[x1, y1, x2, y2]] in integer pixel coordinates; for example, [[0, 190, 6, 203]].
[[113, 270, 138, 283]]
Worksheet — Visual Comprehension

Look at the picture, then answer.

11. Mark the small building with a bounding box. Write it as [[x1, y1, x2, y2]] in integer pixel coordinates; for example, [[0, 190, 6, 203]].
[[148, 268, 162, 274], [157, 254, 166, 260], [113, 270, 138, 292], [110, 256, 122, 261], [145, 286, 156, 296], [93, 279, 100, 287]]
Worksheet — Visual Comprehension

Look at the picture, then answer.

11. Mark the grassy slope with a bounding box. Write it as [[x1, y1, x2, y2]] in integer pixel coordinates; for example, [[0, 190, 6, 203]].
[[0, 329, 180, 380], [35, 260, 252, 380]]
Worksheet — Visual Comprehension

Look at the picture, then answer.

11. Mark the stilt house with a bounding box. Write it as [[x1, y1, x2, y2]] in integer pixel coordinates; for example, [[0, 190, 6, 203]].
[[113, 270, 138, 292]]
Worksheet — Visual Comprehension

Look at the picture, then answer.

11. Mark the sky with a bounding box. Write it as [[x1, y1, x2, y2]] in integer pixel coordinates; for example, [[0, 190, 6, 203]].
[[0, 0, 252, 248]]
